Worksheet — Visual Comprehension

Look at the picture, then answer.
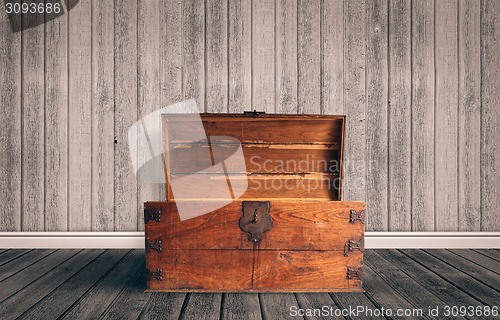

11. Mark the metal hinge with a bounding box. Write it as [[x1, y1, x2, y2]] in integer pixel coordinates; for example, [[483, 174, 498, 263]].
[[146, 268, 163, 281], [346, 267, 363, 280], [145, 238, 162, 252], [144, 208, 161, 223], [349, 209, 365, 224], [243, 110, 265, 118], [344, 239, 365, 257]]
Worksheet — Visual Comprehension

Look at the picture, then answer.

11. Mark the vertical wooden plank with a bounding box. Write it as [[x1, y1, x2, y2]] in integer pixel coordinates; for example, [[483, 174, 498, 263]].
[[92, 0, 115, 231], [138, 0, 161, 231], [322, 0, 343, 115], [45, 2, 69, 231], [343, 0, 366, 202], [366, 0, 388, 231], [458, 0, 481, 231], [115, 0, 138, 231], [388, 0, 411, 231], [69, 0, 92, 231], [298, 0, 320, 114], [160, 0, 182, 109], [0, 10, 21, 231], [206, 0, 228, 113], [160, 0, 182, 203], [229, 0, 252, 112], [252, 0, 275, 112], [435, 0, 458, 231], [22, 6, 45, 231], [275, 0, 297, 114], [183, 0, 205, 110], [411, 0, 435, 231], [481, 0, 500, 231]]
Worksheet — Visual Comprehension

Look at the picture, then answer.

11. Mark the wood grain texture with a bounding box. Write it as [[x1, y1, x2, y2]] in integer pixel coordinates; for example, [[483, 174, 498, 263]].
[[60, 250, 144, 320], [22, 5, 44, 231], [388, 0, 411, 231], [183, 0, 205, 109], [435, 0, 459, 231], [298, 0, 320, 114], [321, 0, 343, 115], [411, 0, 434, 231], [259, 293, 301, 319], [343, 0, 366, 204], [0, 249, 54, 282], [252, 0, 275, 113], [228, 0, 251, 113], [0, 250, 102, 319], [365, 0, 388, 231], [138, 0, 161, 231], [276, 0, 297, 114], [222, 293, 262, 320], [19, 250, 127, 319], [253, 251, 363, 291], [458, 0, 481, 231], [92, 0, 115, 231], [206, 0, 228, 113], [480, 0, 500, 231], [144, 201, 364, 250], [114, 0, 138, 231], [146, 250, 253, 291], [0, 7, 22, 231], [45, 6, 68, 231], [68, 0, 92, 231], [138, 292, 186, 320], [295, 293, 338, 319], [180, 294, 222, 320]]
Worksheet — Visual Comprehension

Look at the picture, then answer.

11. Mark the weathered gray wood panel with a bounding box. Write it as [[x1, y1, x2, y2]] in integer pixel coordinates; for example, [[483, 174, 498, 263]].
[[458, 0, 481, 231], [68, 0, 92, 231], [45, 7, 68, 231], [114, 0, 138, 231], [435, 0, 459, 231], [92, 0, 115, 231], [481, 0, 500, 231], [298, 0, 320, 115], [366, 0, 388, 231], [343, 0, 366, 203], [22, 6, 45, 231], [0, 10, 21, 231], [206, 0, 228, 113], [388, 0, 411, 231], [411, 0, 434, 231], [0, 0, 498, 232], [252, 0, 275, 113], [276, 0, 297, 114], [138, 0, 161, 231]]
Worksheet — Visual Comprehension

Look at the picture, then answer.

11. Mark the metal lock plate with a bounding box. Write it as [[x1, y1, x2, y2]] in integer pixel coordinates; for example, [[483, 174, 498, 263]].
[[239, 201, 272, 243]]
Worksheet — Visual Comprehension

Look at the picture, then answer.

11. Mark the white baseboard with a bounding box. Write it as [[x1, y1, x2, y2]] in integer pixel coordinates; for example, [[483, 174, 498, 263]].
[[0, 232, 499, 249]]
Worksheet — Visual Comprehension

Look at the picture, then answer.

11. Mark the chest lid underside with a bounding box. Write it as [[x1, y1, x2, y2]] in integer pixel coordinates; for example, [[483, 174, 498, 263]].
[[162, 113, 345, 202]]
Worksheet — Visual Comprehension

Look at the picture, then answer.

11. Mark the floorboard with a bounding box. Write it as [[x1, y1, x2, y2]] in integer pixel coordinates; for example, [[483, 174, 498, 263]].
[[0, 249, 55, 282], [0, 249, 497, 319], [401, 249, 500, 307]]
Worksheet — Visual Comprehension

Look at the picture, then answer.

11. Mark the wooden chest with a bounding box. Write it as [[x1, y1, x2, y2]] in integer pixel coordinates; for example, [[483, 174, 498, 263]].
[[144, 113, 365, 292]]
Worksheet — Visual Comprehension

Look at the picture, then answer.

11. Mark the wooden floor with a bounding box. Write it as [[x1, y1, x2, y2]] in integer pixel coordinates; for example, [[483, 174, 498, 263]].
[[0, 249, 499, 319]]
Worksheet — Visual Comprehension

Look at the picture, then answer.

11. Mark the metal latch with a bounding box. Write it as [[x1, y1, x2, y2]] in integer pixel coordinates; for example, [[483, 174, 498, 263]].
[[346, 267, 363, 280], [144, 208, 161, 223], [145, 238, 162, 252], [146, 268, 163, 281], [239, 201, 272, 242], [344, 239, 364, 257], [349, 209, 365, 224], [243, 110, 265, 118]]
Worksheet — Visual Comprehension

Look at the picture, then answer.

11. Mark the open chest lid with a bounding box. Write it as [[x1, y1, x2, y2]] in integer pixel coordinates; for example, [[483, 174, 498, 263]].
[[161, 112, 345, 204]]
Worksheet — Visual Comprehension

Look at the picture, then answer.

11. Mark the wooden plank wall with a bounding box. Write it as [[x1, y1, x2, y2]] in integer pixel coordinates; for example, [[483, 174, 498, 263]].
[[0, 0, 499, 232]]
